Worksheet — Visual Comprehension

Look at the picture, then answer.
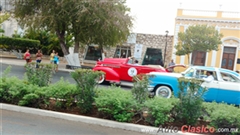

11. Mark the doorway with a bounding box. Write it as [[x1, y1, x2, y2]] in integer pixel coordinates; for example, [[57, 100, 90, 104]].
[[221, 47, 236, 70], [113, 46, 131, 58]]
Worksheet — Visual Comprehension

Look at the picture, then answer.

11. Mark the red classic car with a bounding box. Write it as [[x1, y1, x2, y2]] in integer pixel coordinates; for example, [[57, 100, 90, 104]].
[[93, 58, 185, 85]]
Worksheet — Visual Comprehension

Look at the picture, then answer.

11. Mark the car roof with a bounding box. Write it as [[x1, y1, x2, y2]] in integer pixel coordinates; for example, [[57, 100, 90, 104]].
[[192, 66, 215, 71], [191, 66, 240, 77]]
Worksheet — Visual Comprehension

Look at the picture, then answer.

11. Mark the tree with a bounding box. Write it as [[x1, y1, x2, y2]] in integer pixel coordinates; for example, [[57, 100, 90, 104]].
[[175, 25, 223, 65], [12, 0, 133, 66], [20, 27, 74, 56], [0, 13, 10, 34]]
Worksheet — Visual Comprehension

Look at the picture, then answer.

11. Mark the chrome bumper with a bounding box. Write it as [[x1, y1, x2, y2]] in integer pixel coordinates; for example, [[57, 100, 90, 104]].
[[148, 86, 154, 92]]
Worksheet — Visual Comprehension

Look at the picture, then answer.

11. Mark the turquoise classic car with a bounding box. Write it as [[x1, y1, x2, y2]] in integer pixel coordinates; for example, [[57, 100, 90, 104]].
[[148, 66, 240, 105]]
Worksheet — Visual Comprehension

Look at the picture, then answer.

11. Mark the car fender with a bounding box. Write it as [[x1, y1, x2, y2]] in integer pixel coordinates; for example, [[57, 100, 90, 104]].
[[149, 73, 181, 96], [93, 67, 120, 82], [236, 97, 240, 106]]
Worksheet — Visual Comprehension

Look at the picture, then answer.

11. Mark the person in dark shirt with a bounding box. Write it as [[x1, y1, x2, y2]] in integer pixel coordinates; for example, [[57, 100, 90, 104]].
[[134, 60, 139, 65]]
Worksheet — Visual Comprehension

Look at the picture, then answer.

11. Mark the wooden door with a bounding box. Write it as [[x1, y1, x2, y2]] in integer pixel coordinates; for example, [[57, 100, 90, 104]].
[[221, 53, 235, 70], [221, 47, 236, 70]]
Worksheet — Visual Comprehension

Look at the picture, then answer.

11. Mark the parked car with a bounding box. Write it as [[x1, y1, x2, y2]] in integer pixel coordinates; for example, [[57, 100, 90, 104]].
[[93, 57, 185, 86], [147, 66, 240, 105]]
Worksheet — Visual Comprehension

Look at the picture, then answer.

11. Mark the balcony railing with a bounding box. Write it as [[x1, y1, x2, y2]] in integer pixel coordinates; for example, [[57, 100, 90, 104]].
[[180, 9, 240, 19], [222, 12, 240, 18], [182, 9, 217, 17]]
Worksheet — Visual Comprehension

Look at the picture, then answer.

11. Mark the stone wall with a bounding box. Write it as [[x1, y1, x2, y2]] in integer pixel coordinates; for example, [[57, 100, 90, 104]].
[[102, 33, 174, 66]]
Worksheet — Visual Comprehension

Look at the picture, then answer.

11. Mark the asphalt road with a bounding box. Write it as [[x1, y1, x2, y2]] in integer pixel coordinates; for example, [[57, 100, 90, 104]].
[[0, 63, 131, 90], [1, 63, 76, 83], [1, 109, 147, 135]]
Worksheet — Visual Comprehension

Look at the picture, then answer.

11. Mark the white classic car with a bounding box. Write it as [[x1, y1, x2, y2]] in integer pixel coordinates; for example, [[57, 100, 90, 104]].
[[148, 66, 240, 105]]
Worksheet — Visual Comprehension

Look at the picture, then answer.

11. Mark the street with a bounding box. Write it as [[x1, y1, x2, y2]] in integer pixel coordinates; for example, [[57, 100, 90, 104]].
[[1, 109, 147, 135], [1, 63, 75, 83], [0, 63, 131, 90]]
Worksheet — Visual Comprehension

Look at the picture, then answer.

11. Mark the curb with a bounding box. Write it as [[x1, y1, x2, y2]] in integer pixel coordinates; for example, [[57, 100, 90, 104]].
[[0, 103, 202, 135]]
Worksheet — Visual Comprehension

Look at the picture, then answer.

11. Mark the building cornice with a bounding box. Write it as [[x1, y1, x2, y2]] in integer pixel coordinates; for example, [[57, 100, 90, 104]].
[[176, 17, 240, 23]]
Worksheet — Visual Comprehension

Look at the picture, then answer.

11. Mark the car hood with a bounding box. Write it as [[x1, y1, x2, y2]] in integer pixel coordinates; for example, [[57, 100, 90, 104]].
[[149, 72, 183, 78]]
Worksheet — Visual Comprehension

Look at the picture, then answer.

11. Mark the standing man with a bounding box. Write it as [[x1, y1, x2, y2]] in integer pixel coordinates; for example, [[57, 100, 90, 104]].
[[168, 59, 175, 67]]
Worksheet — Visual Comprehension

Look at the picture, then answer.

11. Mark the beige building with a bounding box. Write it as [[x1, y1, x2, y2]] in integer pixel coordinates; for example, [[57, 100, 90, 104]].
[[173, 9, 240, 71], [83, 33, 174, 67]]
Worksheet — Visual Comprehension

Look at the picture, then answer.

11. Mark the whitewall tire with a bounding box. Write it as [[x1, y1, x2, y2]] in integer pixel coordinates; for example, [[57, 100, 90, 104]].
[[155, 86, 172, 98], [97, 74, 105, 84]]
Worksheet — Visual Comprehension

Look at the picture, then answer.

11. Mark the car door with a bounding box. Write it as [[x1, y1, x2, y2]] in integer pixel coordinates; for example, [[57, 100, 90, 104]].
[[120, 63, 141, 82], [217, 72, 240, 105], [195, 70, 219, 102]]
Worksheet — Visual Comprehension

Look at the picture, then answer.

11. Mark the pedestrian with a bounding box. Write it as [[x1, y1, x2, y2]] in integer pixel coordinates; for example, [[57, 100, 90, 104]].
[[50, 50, 55, 64], [24, 49, 31, 64], [36, 50, 43, 68], [53, 52, 59, 72], [168, 59, 175, 67]]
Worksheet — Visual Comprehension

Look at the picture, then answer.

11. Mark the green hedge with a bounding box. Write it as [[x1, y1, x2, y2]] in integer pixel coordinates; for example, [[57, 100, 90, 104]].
[[0, 36, 40, 50], [1, 66, 240, 132], [203, 102, 240, 129], [144, 97, 178, 126], [95, 87, 136, 122]]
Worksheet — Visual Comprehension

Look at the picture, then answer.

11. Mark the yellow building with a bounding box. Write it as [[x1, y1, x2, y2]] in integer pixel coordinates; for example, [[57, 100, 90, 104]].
[[172, 9, 240, 71]]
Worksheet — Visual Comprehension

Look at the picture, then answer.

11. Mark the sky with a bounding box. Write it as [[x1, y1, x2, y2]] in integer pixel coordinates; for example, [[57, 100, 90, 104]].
[[126, 0, 240, 35]]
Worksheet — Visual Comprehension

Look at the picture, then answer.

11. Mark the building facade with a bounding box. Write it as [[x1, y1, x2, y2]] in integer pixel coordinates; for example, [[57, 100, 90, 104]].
[[83, 33, 173, 67], [172, 9, 240, 71]]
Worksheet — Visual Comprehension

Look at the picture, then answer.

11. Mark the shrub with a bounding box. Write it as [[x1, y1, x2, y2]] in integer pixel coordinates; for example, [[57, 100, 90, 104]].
[[131, 74, 150, 105], [25, 62, 53, 87], [7, 80, 34, 105], [0, 76, 24, 103], [95, 86, 136, 122], [0, 66, 26, 103], [173, 77, 207, 125], [143, 97, 178, 126], [45, 78, 78, 109], [203, 102, 240, 132], [18, 86, 45, 108], [71, 69, 103, 113], [0, 66, 46, 107]]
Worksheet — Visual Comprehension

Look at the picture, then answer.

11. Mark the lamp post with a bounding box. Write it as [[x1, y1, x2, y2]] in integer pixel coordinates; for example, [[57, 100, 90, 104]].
[[163, 30, 169, 67]]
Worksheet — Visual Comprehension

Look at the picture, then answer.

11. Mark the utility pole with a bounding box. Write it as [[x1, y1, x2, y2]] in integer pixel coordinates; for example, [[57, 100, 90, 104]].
[[163, 30, 169, 67]]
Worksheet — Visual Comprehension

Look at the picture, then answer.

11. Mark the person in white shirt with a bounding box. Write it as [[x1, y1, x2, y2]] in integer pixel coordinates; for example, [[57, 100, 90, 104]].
[[203, 71, 214, 83]]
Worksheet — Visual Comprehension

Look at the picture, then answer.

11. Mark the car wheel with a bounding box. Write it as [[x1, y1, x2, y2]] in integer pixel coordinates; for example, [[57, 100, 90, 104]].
[[97, 74, 105, 84], [155, 86, 172, 98]]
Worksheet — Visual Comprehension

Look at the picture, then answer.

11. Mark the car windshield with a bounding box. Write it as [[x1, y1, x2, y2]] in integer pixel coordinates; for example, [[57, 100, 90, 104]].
[[127, 58, 133, 64], [183, 68, 194, 77]]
